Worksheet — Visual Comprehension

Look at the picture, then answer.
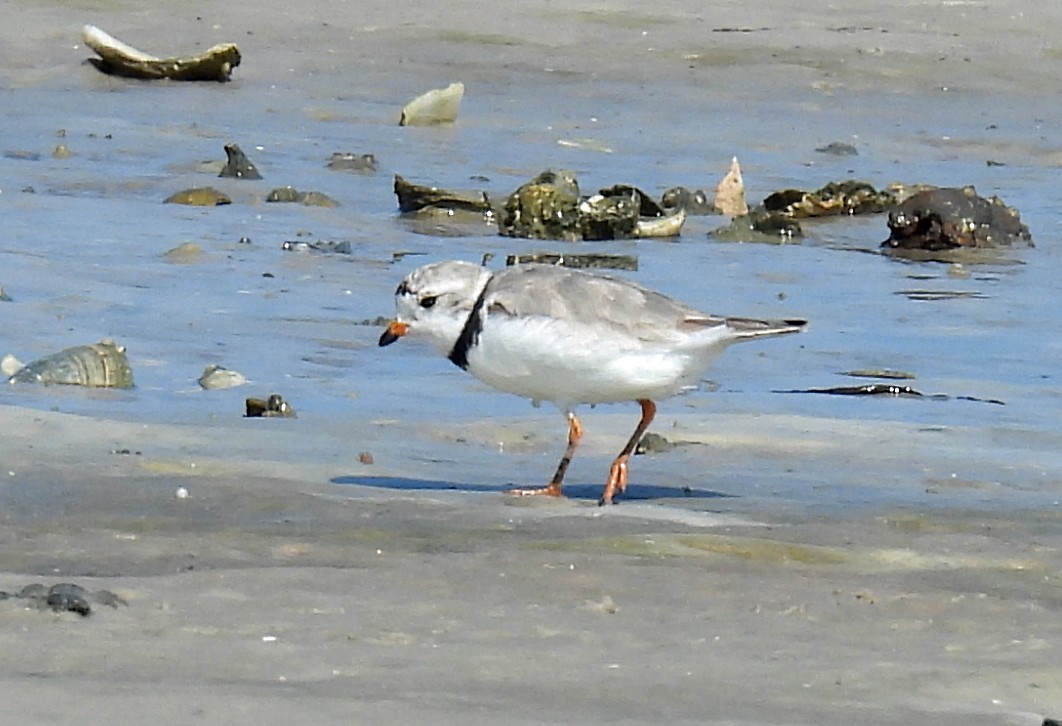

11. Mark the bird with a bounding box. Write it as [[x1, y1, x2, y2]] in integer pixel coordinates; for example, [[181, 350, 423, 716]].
[[379, 260, 806, 504]]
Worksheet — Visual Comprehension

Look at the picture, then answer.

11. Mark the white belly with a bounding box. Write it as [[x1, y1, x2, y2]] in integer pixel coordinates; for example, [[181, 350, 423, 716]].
[[463, 314, 725, 407]]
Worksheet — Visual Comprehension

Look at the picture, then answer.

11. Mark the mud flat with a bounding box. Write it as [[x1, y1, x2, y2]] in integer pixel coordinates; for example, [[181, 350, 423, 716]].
[[1, 0, 1061, 724]]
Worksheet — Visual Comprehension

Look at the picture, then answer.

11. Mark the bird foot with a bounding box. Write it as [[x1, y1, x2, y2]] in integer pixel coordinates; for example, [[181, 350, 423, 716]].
[[598, 457, 629, 506], [507, 482, 564, 498]]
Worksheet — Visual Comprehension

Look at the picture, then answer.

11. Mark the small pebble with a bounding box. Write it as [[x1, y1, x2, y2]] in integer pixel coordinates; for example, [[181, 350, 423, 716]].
[[175, 487, 190, 499]]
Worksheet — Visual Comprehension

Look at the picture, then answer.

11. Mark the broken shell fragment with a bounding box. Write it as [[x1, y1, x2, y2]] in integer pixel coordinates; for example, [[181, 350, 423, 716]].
[[8, 340, 134, 388], [714, 156, 749, 217], [399, 82, 465, 126]]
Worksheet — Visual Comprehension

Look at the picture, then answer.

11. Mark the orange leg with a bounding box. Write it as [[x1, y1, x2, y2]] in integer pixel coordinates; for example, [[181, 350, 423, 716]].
[[599, 399, 656, 506], [508, 412, 583, 498]]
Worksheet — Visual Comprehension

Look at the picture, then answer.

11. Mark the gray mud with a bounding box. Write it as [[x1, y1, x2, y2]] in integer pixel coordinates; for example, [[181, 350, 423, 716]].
[[1, 1, 1061, 724]]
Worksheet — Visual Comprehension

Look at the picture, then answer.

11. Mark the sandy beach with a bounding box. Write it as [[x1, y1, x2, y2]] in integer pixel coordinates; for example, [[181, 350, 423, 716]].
[[2, 1, 1061, 724]]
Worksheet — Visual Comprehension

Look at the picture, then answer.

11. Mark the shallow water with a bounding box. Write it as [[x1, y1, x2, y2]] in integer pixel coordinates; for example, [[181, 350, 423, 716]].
[[2, 2, 1061, 520]]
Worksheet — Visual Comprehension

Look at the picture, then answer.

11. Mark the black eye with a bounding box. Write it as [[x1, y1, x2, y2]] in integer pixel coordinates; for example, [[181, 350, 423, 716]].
[[419, 295, 438, 309]]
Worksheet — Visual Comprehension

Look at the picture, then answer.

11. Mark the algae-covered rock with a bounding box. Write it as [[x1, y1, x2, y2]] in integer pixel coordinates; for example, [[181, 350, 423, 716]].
[[710, 208, 803, 243], [763, 180, 897, 218], [8, 339, 134, 388], [500, 169, 582, 241], [266, 187, 338, 207], [165, 187, 231, 206], [327, 153, 378, 173]]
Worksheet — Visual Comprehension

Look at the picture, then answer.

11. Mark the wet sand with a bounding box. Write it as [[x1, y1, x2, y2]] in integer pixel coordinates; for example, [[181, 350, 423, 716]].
[[2, 1, 1062, 724]]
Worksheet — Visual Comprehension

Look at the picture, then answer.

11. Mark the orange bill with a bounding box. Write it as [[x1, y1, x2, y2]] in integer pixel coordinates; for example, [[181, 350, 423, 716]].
[[378, 320, 409, 347]]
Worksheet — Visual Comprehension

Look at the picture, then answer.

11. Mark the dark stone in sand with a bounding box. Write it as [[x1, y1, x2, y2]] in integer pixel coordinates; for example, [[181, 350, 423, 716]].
[[10, 582, 128, 617], [219, 142, 262, 179], [635, 432, 677, 455], [661, 186, 713, 215], [266, 187, 338, 207], [815, 141, 858, 156], [246, 394, 297, 418], [328, 152, 378, 173]]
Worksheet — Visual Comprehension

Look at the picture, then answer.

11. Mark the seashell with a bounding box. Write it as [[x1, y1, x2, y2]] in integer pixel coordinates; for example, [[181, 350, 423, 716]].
[[399, 82, 464, 126], [8, 339, 134, 388], [198, 364, 247, 390], [1, 354, 24, 378], [635, 207, 686, 238]]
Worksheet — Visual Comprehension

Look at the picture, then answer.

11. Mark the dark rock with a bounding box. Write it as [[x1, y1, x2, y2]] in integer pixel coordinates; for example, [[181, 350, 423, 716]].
[[882, 186, 1032, 252], [219, 142, 262, 179], [815, 141, 858, 156], [763, 180, 897, 218], [661, 187, 713, 215], [246, 394, 297, 418], [393, 174, 492, 215], [328, 153, 378, 173]]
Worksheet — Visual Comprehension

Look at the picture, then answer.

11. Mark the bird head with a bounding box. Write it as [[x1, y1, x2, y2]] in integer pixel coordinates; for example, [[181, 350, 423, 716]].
[[378, 260, 491, 357]]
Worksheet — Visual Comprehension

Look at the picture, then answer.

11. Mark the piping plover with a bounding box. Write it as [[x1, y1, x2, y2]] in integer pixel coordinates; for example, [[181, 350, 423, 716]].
[[379, 260, 806, 504]]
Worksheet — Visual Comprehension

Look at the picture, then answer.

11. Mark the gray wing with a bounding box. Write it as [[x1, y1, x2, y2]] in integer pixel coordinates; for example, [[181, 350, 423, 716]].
[[482, 264, 727, 344]]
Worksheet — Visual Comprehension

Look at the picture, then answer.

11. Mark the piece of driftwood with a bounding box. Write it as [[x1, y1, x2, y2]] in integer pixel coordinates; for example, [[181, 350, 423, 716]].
[[82, 25, 241, 82]]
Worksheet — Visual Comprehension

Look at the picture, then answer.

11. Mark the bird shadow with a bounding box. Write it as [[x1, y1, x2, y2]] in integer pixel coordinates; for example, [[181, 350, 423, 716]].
[[330, 475, 734, 502]]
